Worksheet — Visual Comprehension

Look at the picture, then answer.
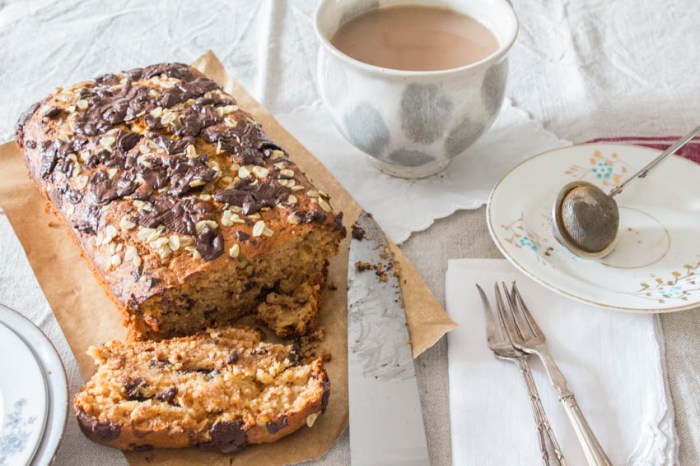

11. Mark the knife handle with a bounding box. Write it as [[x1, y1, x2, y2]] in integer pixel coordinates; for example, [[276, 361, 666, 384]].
[[560, 394, 612, 466]]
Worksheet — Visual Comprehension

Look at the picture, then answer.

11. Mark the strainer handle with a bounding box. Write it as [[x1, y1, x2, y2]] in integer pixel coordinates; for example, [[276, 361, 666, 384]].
[[609, 125, 700, 197]]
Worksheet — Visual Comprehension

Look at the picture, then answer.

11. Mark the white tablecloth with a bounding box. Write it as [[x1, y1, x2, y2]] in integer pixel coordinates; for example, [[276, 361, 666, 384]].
[[1, 0, 699, 464]]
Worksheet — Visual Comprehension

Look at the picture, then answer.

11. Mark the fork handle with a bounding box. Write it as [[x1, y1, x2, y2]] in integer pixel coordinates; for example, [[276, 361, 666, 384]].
[[560, 394, 612, 466], [517, 359, 567, 466]]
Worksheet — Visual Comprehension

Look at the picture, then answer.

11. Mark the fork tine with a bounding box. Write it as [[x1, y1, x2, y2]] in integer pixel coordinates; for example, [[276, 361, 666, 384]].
[[493, 283, 519, 345], [503, 281, 534, 340], [475, 284, 499, 349], [512, 282, 544, 339]]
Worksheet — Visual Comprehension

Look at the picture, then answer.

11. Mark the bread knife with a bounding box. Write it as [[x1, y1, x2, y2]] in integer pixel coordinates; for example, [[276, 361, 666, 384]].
[[347, 211, 430, 466]]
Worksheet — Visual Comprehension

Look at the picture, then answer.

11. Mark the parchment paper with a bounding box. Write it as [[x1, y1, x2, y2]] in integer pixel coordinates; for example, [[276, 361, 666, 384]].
[[0, 51, 456, 465]]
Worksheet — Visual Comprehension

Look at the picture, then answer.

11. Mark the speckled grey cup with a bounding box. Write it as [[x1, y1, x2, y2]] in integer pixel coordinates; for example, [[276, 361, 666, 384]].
[[315, 0, 518, 178]]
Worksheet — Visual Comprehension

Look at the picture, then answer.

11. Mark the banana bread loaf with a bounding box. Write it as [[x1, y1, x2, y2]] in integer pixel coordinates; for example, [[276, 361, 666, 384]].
[[74, 326, 330, 451], [15, 63, 345, 340]]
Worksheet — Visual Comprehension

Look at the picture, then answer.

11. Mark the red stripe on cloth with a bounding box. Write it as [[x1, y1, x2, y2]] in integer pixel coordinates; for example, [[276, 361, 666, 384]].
[[585, 137, 700, 164]]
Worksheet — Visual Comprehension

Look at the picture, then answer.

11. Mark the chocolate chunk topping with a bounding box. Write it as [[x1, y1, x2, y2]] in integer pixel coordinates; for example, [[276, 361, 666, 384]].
[[116, 131, 141, 153], [39, 141, 59, 179], [213, 181, 290, 215], [153, 135, 194, 155], [75, 205, 101, 235], [304, 210, 327, 225], [226, 349, 240, 364], [167, 158, 217, 197], [266, 415, 288, 435], [154, 387, 178, 404], [123, 377, 147, 401], [15, 101, 41, 142], [41, 106, 62, 119], [235, 231, 250, 242], [66, 189, 84, 204], [136, 197, 212, 235], [195, 225, 224, 261], [197, 420, 248, 454], [89, 170, 137, 204], [141, 63, 198, 82], [77, 410, 121, 442], [95, 73, 120, 86]]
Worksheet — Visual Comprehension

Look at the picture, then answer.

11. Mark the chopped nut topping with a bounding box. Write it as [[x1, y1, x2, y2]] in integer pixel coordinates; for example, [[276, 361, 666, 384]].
[[77, 99, 89, 110], [139, 144, 151, 154], [103, 225, 118, 244], [149, 107, 163, 118], [185, 145, 197, 159], [124, 245, 138, 261], [195, 220, 219, 234], [252, 166, 269, 179], [252, 220, 267, 237], [238, 166, 251, 179], [161, 110, 177, 125], [306, 413, 320, 428], [318, 198, 332, 213], [189, 179, 207, 188], [287, 213, 300, 225], [228, 244, 240, 258], [110, 254, 122, 267], [221, 210, 234, 227], [270, 150, 285, 160], [168, 235, 181, 251], [287, 194, 298, 205], [280, 169, 295, 178], [221, 104, 238, 114], [290, 185, 305, 192], [133, 200, 152, 212], [100, 136, 116, 152], [119, 216, 136, 231], [75, 175, 88, 190]]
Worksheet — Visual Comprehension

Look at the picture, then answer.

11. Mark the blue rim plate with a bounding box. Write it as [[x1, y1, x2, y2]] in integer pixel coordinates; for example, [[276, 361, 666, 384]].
[[0, 305, 68, 465]]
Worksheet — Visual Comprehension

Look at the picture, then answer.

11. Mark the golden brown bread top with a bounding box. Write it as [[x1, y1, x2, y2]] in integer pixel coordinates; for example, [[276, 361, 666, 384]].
[[15, 63, 345, 306]]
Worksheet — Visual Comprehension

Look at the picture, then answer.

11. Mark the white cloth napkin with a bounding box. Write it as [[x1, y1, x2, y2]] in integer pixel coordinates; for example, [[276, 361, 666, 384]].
[[446, 259, 677, 466], [277, 99, 569, 244]]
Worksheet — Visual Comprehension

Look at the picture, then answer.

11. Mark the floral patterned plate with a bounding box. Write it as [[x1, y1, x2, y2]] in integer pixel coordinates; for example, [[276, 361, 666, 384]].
[[0, 305, 67, 465], [0, 322, 47, 466], [487, 143, 700, 312]]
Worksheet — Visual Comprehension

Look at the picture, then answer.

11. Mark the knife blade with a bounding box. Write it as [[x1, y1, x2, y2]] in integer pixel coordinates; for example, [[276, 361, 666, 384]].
[[347, 211, 430, 466]]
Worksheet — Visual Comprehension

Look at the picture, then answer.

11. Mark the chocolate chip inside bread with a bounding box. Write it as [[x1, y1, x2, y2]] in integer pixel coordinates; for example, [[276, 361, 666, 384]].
[[73, 327, 330, 451]]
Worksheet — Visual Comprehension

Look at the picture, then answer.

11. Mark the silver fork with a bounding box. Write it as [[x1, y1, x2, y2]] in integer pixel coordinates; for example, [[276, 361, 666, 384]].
[[500, 282, 612, 466], [476, 284, 566, 466]]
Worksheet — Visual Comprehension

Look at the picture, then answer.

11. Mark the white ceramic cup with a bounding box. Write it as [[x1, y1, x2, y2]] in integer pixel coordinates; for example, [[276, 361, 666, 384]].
[[314, 0, 518, 179]]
